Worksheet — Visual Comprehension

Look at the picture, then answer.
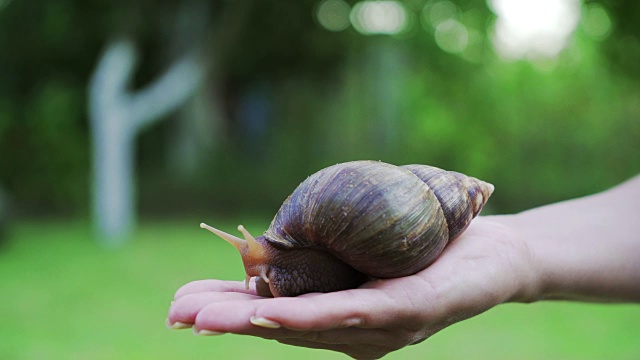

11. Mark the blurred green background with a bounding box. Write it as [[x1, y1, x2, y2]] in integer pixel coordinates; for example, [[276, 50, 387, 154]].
[[0, 0, 639, 359]]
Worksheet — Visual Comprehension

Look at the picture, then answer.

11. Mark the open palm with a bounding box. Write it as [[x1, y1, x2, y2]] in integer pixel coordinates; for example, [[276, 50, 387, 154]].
[[167, 217, 533, 359]]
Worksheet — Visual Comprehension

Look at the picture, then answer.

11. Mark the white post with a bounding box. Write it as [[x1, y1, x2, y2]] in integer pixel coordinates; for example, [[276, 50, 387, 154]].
[[89, 39, 203, 245]]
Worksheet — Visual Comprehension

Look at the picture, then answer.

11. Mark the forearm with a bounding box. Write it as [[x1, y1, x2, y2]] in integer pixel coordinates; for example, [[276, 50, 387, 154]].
[[494, 176, 640, 303]]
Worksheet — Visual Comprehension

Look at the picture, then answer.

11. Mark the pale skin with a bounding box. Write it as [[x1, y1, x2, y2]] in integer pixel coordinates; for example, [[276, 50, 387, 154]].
[[167, 175, 640, 359]]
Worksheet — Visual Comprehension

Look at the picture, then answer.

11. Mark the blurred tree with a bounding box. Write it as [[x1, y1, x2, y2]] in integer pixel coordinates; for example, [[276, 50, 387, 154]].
[[164, 1, 219, 179], [89, 39, 203, 244]]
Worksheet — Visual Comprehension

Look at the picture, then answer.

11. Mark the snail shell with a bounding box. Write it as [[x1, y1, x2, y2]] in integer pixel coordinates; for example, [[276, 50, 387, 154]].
[[202, 160, 494, 297]]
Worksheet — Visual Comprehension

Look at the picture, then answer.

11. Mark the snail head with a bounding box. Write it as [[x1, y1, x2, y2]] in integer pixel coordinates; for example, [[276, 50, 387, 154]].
[[200, 223, 271, 291], [199, 222, 367, 297]]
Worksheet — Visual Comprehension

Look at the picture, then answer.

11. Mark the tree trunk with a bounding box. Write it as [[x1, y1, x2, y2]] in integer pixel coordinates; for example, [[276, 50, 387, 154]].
[[89, 39, 203, 245]]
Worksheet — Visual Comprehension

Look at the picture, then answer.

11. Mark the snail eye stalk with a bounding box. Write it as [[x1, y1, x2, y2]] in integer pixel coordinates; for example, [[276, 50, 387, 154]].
[[237, 225, 266, 262], [200, 223, 269, 289], [200, 223, 246, 251]]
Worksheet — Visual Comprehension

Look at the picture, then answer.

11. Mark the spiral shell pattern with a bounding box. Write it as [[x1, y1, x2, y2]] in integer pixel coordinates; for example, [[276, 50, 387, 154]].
[[263, 161, 493, 279]]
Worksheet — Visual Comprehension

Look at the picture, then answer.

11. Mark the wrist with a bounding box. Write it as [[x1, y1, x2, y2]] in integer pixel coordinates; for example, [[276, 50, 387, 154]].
[[483, 178, 640, 304], [481, 214, 548, 304]]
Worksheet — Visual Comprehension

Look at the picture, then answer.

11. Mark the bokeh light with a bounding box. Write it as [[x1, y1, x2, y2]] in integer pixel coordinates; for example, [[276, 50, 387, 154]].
[[581, 3, 612, 41], [351, 1, 408, 35], [316, 0, 351, 32], [435, 19, 468, 54], [422, 0, 459, 29], [488, 0, 581, 59]]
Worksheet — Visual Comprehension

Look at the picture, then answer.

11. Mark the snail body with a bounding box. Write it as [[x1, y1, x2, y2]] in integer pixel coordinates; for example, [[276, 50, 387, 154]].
[[201, 161, 494, 297]]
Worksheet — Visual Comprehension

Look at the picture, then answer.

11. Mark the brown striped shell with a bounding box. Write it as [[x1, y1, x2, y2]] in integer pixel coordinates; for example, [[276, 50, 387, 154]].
[[263, 160, 494, 279]]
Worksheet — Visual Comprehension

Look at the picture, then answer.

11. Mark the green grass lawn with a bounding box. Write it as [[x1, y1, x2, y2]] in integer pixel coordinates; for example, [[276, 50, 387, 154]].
[[1, 219, 638, 359]]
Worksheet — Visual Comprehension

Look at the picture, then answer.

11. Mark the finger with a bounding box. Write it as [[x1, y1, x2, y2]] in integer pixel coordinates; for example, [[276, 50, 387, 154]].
[[194, 288, 402, 334], [251, 288, 402, 331], [174, 279, 257, 300], [193, 299, 300, 339], [194, 298, 409, 346], [193, 298, 359, 340], [168, 292, 260, 325]]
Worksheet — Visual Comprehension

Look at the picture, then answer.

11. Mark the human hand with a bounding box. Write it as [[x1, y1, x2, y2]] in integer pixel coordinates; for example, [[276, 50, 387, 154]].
[[167, 217, 538, 359]]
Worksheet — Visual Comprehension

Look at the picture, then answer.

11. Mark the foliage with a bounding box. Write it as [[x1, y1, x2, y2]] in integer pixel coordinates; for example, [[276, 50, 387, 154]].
[[0, 0, 639, 218]]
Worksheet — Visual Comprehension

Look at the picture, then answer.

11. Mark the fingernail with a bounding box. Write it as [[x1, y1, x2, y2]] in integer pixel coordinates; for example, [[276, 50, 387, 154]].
[[192, 326, 225, 336], [165, 318, 192, 329], [250, 316, 281, 329]]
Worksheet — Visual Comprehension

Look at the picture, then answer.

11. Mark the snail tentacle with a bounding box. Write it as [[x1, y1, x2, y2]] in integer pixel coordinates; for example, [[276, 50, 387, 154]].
[[200, 223, 272, 286], [238, 225, 267, 261], [200, 223, 245, 250]]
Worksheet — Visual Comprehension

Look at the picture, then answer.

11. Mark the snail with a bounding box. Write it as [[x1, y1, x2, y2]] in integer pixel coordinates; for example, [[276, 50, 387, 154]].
[[200, 160, 494, 297]]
